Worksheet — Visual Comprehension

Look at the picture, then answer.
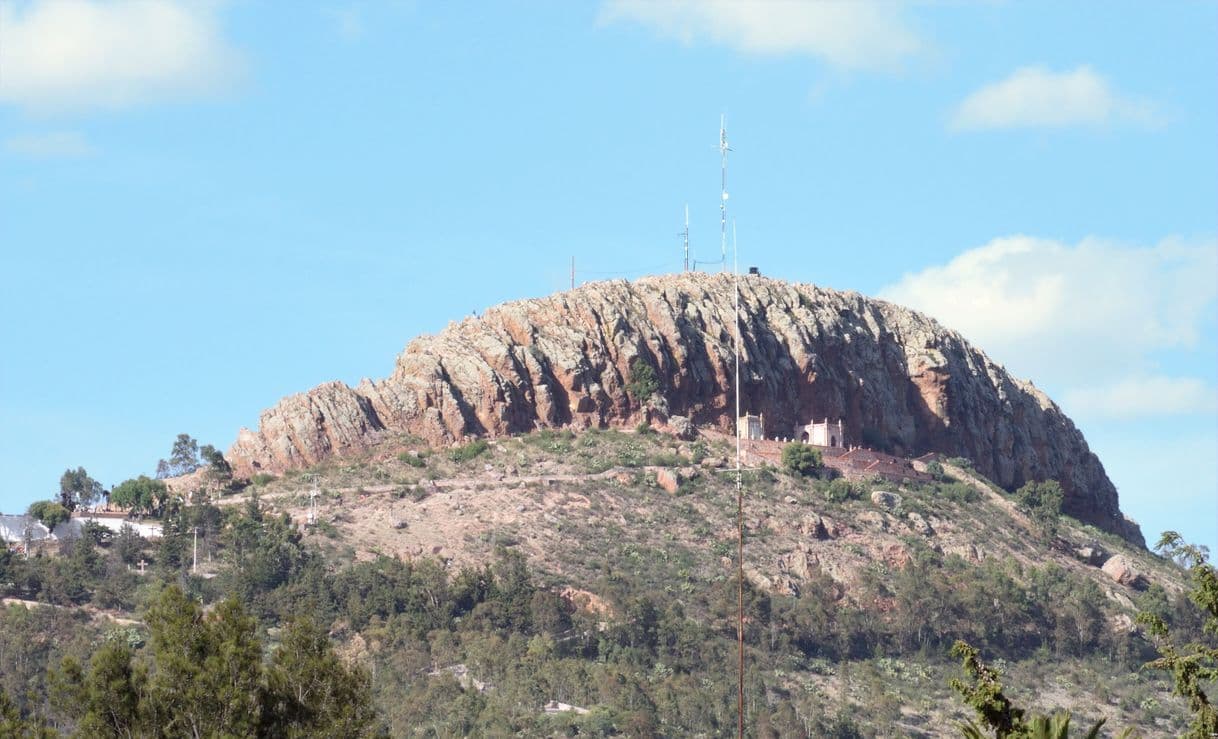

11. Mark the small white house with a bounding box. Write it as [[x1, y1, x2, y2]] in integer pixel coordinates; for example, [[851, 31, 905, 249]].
[[738, 413, 765, 440], [795, 418, 846, 448]]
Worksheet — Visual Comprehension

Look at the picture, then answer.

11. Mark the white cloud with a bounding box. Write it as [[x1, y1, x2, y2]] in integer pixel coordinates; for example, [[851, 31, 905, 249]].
[[3, 130, 94, 158], [950, 66, 1159, 131], [880, 236, 1217, 417], [599, 0, 922, 71], [0, 0, 242, 113], [1064, 376, 1218, 419]]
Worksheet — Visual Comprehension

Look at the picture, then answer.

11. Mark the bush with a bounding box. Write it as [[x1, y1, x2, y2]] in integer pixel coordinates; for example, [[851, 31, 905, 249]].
[[939, 482, 980, 504], [781, 443, 823, 477], [251, 473, 277, 487], [398, 452, 426, 468], [825, 479, 861, 502], [1014, 480, 1064, 533], [627, 358, 659, 401], [449, 439, 489, 463]]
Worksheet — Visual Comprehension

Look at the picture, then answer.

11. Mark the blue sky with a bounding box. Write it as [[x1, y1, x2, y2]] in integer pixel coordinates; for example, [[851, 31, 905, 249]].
[[1, 0, 1215, 551]]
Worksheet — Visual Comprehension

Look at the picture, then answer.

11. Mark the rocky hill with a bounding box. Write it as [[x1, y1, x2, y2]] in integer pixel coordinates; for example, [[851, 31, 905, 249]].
[[228, 273, 1142, 545]]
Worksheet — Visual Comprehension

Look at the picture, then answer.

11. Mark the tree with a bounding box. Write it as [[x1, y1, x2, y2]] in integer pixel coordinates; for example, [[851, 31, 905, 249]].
[[58, 467, 103, 511], [1013, 480, 1064, 534], [781, 443, 823, 477], [49, 586, 382, 737], [157, 433, 201, 479], [262, 617, 380, 737], [1138, 532, 1218, 738], [26, 500, 69, 531], [949, 640, 1112, 738], [109, 475, 169, 516], [200, 444, 232, 483]]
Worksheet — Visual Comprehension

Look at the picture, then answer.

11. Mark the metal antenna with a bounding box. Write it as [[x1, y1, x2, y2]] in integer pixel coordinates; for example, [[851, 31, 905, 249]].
[[682, 205, 690, 272], [733, 218, 744, 739], [720, 115, 731, 273]]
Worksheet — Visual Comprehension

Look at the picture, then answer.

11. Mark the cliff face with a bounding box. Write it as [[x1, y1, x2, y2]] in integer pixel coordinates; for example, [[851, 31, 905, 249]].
[[228, 273, 1143, 544]]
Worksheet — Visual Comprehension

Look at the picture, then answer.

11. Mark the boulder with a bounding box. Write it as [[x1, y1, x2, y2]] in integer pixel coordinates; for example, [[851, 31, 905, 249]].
[[1074, 542, 1109, 567], [871, 490, 902, 509], [655, 469, 681, 495], [907, 511, 934, 536], [1101, 554, 1149, 590], [668, 415, 697, 440], [799, 514, 831, 540]]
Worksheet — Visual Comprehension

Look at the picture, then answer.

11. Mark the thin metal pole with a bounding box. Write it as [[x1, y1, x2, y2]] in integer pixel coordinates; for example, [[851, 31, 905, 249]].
[[683, 205, 690, 272], [733, 219, 744, 739], [720, 116, 730, 273], [570, 257, 575, 290]]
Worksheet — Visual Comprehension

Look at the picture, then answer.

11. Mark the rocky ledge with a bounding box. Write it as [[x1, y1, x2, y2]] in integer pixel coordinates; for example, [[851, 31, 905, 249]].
[[227, 273, 1143, 545]]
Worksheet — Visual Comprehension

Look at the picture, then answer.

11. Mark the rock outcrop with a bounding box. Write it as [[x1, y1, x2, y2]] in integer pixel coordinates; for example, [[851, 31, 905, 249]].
[[228, 273, 1142, 544]]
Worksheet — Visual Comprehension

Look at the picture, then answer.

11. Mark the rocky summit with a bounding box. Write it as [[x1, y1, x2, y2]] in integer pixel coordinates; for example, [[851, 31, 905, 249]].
[[228, 272, 1142, 544]]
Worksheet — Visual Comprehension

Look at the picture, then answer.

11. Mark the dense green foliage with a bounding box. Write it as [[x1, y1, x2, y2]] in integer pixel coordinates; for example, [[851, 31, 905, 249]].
[[0, 436, 1207, 736], [1014, 480, 1064, 533], [45, 586, 378, 738], [448, 439, 489, 463], [626, 357, 659, 401], [782, 443, 823, 477], [26, 500, 70, 531], [1139, 532, 1218, 738], [109, 476, 169, 516], [949, 641, 1113, 738]]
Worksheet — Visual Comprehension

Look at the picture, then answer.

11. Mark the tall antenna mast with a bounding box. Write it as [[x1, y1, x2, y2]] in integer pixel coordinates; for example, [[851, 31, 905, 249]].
[[720, 115, 731, 273], [682, 205, 690, 272]]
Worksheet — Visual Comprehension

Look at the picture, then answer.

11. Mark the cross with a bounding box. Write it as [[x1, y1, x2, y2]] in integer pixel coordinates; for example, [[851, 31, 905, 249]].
[[138, 559, 146, 575]]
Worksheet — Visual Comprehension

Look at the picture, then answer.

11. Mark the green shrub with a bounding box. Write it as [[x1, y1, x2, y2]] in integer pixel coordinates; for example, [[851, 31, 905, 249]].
[[449, 439, 489, 463], [251, 473, 277, 487], [1014, 480, 1064, 533], [781, 443, 823, 477], [939, 481, 980, 504], [398, 451, 426, 468], [627, 357, 659, 401], [825, 478, 861, 502]]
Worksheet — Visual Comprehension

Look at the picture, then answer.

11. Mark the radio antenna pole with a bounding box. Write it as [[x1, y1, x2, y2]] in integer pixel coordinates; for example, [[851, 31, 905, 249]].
[[720, 115, 731, 273]]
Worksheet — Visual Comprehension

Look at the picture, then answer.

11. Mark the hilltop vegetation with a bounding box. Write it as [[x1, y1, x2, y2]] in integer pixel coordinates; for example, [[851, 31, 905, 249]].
[[0, 427, 1211, 736]]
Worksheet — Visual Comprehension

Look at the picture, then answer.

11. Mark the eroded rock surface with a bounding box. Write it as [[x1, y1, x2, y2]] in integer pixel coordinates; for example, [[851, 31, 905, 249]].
[[228, 273, 1142, 544]]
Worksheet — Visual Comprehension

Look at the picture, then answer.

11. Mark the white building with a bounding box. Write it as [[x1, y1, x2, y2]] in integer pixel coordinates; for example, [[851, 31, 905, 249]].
[[795, 418, 845, 448], [1, 513, 161, 548], [0, 515, 51, 546], [738, 413, 765, 440]]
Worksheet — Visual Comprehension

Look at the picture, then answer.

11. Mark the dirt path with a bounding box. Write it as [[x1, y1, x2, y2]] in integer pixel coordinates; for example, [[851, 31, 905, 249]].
[[2, 596, 142, 626]]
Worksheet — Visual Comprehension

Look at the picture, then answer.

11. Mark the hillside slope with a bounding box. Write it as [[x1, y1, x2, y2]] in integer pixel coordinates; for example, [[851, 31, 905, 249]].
[[228, 273, 1141, 544]]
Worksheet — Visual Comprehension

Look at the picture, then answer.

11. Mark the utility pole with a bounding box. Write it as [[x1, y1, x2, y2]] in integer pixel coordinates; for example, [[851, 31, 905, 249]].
[[192, 526, 198, 574], [570, 256, 575, 290]]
